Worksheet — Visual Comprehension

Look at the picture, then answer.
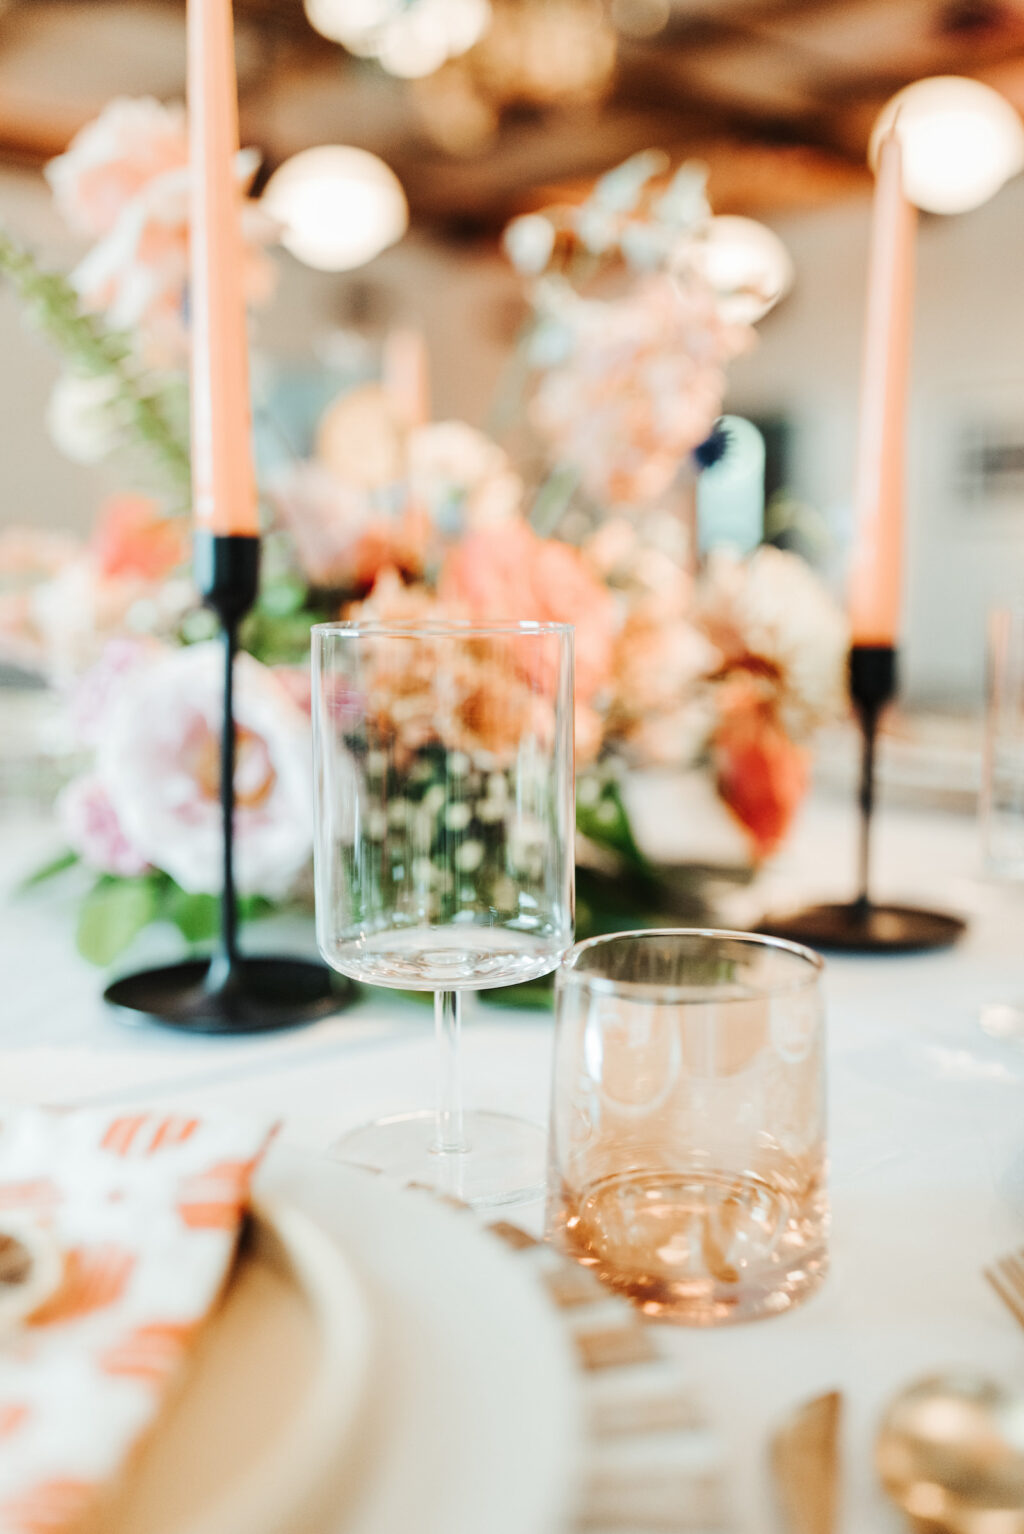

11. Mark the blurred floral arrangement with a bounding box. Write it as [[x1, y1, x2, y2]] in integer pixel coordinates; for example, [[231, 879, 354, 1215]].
[[503, 150, 753, 513], [0, 100, 847, 970]]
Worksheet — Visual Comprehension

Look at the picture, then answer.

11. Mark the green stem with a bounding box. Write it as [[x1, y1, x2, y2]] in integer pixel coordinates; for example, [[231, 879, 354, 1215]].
[[0, 228, 192, 506]]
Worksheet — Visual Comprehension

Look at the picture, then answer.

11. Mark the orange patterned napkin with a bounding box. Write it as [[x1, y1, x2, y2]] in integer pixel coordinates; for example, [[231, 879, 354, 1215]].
[[0, 1107, 276, 1534]]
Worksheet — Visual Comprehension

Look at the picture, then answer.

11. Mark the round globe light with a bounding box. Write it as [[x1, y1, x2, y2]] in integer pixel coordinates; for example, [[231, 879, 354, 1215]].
[[304, 0, 395, 47], [378, 7, 453, 78], [871, 76, 1024, 215], [263, 147, 409, 272], [687, 215, 794, 325], [304, 0, 490, 76]]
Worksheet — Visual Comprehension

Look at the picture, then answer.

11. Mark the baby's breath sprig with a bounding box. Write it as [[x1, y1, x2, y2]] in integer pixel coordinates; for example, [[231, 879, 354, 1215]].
[[0, 228, 192, 506]]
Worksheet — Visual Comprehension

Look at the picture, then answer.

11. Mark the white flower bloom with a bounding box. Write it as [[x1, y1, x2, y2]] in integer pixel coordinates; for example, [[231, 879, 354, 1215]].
[[96, 642, 313, 897], [71, 150, 275, 345], [699, 546, 848, 737], [406, 421, 523, 531], [46, 373, 121, 466], [45, 98, 188, 239]]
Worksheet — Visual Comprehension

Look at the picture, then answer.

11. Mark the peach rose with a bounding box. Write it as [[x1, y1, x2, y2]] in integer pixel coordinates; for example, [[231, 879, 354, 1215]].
[[406, 421, 523, 532], [49, 99, 276, 349], [713, 680, 809, 860], [439, 520, 615, 704], [70, 147, 275, 343], [90, 495, 189, 583], [345, 570, 564, 768], [270, 464, 428, 591], [45, 99, 188, 240]]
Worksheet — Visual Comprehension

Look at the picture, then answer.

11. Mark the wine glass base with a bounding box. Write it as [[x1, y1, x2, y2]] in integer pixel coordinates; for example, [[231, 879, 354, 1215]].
[[327, 1110, 548, 1210]]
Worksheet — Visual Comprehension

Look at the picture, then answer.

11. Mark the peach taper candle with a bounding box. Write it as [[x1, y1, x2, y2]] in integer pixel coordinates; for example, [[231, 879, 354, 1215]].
[[187, 0, 259, 537], [847, 126, 916, 647]]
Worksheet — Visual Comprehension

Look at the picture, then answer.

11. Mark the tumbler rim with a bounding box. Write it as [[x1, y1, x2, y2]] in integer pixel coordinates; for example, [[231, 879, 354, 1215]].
[[559, 926, 824, 1000], [312, 619, 574, 639]]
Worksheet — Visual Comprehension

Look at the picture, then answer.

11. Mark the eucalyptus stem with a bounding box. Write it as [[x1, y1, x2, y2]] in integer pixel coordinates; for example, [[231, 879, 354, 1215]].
[[0, 228, 192, 506]]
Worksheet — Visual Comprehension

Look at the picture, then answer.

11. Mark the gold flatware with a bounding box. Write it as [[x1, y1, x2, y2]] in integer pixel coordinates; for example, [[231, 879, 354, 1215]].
[[769, 1390, 842, 1534], [877, 1372, 1024, 1533], [985, 1247, 1024, 1330]]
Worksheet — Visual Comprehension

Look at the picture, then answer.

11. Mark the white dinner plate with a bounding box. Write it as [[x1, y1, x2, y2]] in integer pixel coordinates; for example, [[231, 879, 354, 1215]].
[[103, 1151, 582, 1534], [258, 1149, 583, 1534]]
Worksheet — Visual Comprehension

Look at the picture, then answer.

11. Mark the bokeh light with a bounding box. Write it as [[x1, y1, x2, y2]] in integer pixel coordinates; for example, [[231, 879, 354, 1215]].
[[304, 0, 491, 79], [871, 76, 1024, 215], [263, 146, 409, 272], [686, 215, 794, 325]]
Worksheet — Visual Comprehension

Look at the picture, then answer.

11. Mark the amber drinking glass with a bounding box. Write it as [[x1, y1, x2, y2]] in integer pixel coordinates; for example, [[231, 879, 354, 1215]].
[[547, 929, 828, 1325]]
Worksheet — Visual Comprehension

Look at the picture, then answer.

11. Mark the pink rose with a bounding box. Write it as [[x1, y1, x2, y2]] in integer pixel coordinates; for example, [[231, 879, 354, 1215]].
[[58, 775, 149, 878], [439, 520, 616, 705], [68, 638, 158, 748], [95, 642, 313, 897]]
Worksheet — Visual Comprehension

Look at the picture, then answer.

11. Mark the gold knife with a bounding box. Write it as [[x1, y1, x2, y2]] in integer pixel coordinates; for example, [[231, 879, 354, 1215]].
[[769, 1390, 842, 1534]]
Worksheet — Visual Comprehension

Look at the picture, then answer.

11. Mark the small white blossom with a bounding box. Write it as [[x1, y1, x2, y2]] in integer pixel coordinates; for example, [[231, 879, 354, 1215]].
[[455, 840, 484, 873], [444, 802, 472, 831], [422, 784, 447, 817]]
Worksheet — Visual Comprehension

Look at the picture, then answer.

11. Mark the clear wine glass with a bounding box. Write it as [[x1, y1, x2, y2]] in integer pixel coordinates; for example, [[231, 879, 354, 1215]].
[[312, 620, 575, 1206]]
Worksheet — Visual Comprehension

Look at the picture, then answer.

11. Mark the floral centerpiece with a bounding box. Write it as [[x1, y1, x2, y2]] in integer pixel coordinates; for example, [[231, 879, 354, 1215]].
[[0, 99, 847, 976]]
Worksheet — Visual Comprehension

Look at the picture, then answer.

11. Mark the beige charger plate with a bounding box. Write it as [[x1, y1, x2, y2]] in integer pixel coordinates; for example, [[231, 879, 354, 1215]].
[[102, 1198, 374, 1534], [99, 1157, 581, 1534]]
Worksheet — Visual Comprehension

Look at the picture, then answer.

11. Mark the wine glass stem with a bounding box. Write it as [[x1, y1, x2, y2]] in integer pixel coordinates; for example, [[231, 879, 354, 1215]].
[[434, 989, 466, 1155]]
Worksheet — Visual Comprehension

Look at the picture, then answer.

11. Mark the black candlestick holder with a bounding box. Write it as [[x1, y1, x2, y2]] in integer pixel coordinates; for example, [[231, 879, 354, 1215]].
[[104, 532, 350, 1033], [760, 643, 966, 954]]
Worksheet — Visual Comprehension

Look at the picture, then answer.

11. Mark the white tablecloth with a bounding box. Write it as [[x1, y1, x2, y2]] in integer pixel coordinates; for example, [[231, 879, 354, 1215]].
[[2, 787, 1024, 1533]]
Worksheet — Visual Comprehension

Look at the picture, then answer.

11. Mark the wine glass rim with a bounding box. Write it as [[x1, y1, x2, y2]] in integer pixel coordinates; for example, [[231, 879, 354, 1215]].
[[559, 926, 824, 999], [312, 619, 575, 638]]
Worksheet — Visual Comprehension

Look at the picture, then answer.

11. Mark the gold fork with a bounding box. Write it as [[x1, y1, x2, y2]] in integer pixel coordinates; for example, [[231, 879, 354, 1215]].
[[984, 1248, 1024, 1328]]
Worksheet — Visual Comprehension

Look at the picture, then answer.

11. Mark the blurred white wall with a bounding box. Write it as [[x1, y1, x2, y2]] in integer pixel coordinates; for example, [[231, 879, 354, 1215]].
[[0, 170, 113, 529], [3, 158, 1024, 706]]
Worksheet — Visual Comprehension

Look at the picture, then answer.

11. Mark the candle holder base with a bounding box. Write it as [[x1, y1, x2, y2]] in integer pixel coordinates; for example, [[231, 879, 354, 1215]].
[[104, 956, 351, 1035], [760, 900, 965, 954]]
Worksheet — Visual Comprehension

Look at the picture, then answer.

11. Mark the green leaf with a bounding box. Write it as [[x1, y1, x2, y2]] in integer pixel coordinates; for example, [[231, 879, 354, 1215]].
[[240, 604, 324, 666], [576, 778, 650, 875], [167, 890, 220, 945], [258, 576, 309, 618], [16, 848, 79, 894], [529, 465, 580, 538], [0, 231, 191, 506], [76, 877, 160, 967], [164, 888, 277, 948], [478, 974, 554, 1010]]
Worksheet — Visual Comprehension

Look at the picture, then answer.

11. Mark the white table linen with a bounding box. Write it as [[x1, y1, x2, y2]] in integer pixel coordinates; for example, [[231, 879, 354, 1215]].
[[2, 789, 1024, 1532]]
